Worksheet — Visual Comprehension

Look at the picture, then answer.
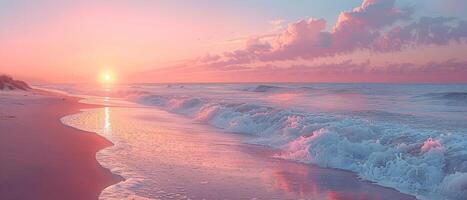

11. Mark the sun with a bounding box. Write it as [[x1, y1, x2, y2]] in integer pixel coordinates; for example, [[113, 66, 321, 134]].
[[104, 74, 111, 81], [100, 72, 114, 84]]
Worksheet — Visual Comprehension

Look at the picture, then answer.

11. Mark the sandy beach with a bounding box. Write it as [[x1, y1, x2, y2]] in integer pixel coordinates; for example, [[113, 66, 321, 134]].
[[0, 90, 121, 200]]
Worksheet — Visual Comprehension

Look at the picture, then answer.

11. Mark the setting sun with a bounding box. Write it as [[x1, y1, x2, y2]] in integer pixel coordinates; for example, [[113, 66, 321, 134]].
[[100, 71, 115, 84], [104, 74, 111, 81]]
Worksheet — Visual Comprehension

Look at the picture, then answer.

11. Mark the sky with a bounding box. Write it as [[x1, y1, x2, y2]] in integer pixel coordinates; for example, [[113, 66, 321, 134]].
[[1, 0, 467, 83]]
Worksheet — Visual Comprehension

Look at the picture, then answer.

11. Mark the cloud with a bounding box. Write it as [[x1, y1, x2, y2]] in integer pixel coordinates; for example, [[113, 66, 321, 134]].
[[196, 0, 467, 68], [261, 18, 331, 60], [240, 59, 467, 75], [141, 0, 467, 83], [335, 0, 411, 30], [139, 59, 467, 83], [195, 53, 221, 63], [331, 0, 412, 52], [270, 19, 286, 30], [197, 37, 271, 68], [270, 19, 285, 26], [252, 59, 467, 83], [375, 16, 467, 51]]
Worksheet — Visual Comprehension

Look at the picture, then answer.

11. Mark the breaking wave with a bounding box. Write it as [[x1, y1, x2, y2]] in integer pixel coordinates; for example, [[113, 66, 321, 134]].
[[135, 93, 467, 200]]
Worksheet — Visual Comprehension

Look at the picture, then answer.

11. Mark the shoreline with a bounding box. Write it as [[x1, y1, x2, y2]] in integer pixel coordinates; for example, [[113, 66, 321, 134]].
[[0, 90, 122, 200], [1, 88, 418, 199], [61, 98, 417, 199]]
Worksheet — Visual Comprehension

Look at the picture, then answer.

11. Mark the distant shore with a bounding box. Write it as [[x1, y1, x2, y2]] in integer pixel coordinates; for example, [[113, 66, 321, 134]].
[[0, 90, 121, 200]]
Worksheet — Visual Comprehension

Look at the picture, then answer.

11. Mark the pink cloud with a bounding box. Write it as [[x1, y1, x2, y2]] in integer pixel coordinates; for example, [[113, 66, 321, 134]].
[[335, 0, 411, 29], [196, 0, 466, 67], [138, 0, 467, 83], [261, 18, 331, 60], [137, 59, 467, 83], [203, 0, 414, 65], [375, 16, 467, 51], [331, 0, 412, 52]]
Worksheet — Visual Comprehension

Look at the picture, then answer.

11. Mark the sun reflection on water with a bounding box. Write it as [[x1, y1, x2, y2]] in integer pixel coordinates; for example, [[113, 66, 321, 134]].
[[103, 107, 112, 138]]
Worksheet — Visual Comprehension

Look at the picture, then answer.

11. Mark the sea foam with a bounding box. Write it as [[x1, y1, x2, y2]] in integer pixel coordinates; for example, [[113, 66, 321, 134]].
[[134, 84, 467, 200]]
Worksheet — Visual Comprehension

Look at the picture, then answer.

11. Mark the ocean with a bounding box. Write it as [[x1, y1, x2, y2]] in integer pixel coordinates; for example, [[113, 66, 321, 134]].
[[40, 83, 467, 200]]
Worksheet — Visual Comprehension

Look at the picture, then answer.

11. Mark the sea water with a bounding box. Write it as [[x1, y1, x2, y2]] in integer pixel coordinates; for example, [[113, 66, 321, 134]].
[[48, 83, 467, 200]]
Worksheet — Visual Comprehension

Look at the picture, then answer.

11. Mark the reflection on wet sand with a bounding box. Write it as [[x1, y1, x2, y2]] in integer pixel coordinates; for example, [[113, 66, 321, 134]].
[[264, 159, 416, 200]]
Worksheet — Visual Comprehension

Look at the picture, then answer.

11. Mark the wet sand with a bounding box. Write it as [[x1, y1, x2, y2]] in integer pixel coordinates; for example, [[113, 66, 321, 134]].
[[0, 91, 121, 200]]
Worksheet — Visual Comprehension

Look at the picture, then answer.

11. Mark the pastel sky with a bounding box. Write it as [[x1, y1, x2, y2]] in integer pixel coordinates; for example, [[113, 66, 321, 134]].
[[1, 0, 467, 83]]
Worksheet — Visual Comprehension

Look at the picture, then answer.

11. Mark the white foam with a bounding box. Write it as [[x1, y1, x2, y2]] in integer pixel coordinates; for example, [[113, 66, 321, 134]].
[[136, 91, 467, 200]]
